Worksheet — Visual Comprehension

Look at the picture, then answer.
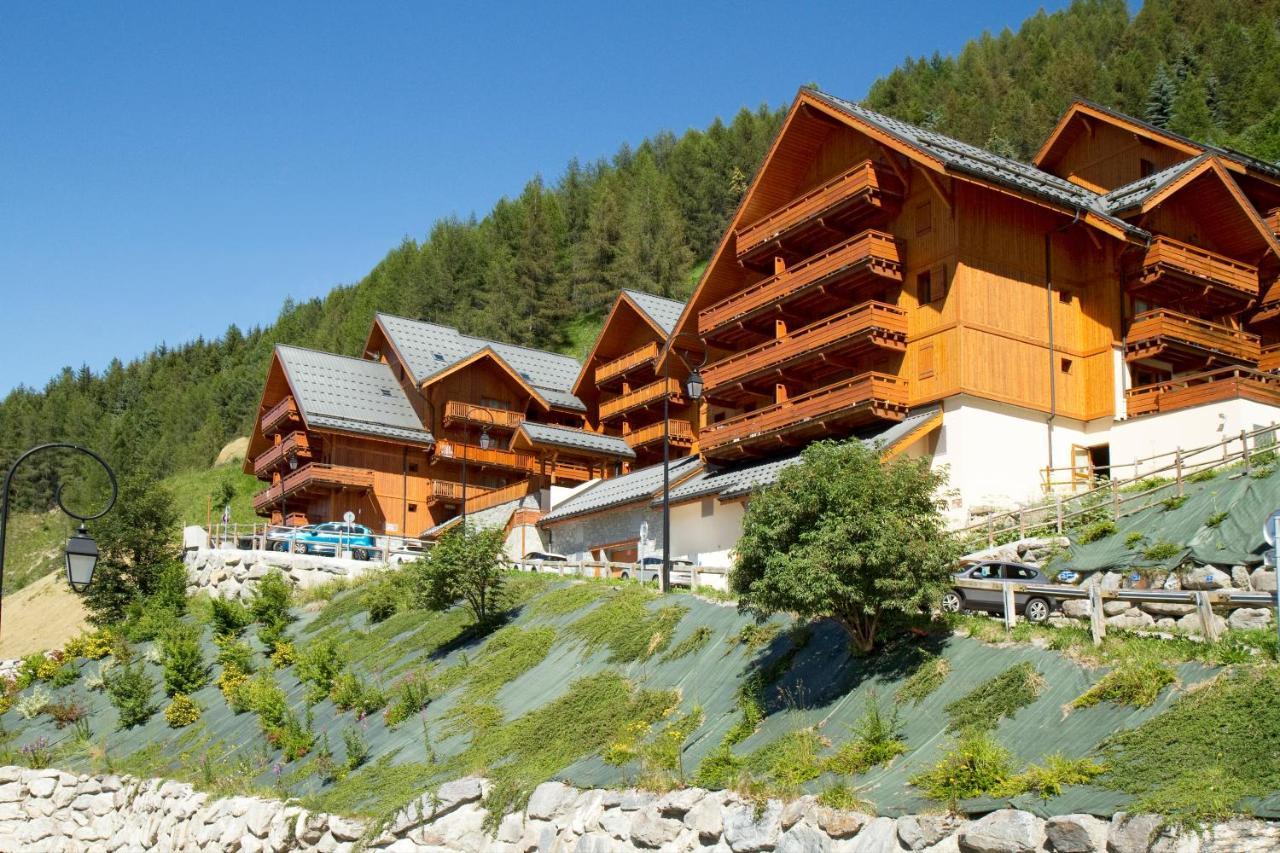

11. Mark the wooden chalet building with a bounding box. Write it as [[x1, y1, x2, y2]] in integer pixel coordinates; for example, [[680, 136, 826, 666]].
[[245, 317, 634, 538], [654, 88, 1280, 526], [572, 290, 693, 468]]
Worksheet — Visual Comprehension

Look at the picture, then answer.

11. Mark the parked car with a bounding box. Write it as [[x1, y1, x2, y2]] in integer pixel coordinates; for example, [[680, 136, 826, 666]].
[[522, 551, 568, 570], [271, 522, 379, 560], [266, 525, 315, 552], [626, 555, 694, 584], [941, 561, 1058, 623]]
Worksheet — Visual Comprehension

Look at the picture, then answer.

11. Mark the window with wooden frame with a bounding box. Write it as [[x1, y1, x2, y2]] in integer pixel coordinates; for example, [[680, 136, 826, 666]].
[[918, 343, 935, 379], [1060, 357, 1074, 375], [916, 270, 932, 306], [932, 262, 949, 302], [915, 200, 932, 236]]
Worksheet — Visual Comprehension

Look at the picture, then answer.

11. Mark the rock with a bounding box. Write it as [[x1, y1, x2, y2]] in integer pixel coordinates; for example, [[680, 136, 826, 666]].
[[1045, 814, 1108, 852], [1250, 569, 1276, 592], [851, 816, 901, 852], [432, 776, 484, 818], [1062, 599, 1092, 619], [1231, 566, 1253, 590], [630, 812, 683, 848], [597, 806, 631, 840], [1101, 572, 1123, 590], [617, 789, 656, 811], [778, 819, 830, 853], [1229, 608, 1273, 629], [898, 814, 960, 851], [1102, 601, 1130, 617], [1204, 818, 1280, 851], [526, 781, 577, 821], [1179, 567, 1232, 590], [781, 796, 816, 830], [575, 831, 625, 852], [1176, 612, 1227, 636], [723, 800, 783, 852], [27, 777, 56, 798], [1139, 601, 1196, 618], [1107, 610, 1155, 629], [685, 794, 726, 842], [814, 807, 871, 839], [1108, 813, 1161, 853], [657, 787, 705, 818], [328, 816, 364, 842], [958, 809, 1045, 853]]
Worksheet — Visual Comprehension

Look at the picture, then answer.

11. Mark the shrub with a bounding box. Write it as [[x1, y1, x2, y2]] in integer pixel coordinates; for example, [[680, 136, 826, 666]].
[[384, 671, 433, 727], [1013, 754, 1105, 798], [363, 575, 403, 623], [1141, 541, 1182, 562], [342, 725, 370, 771], [215, 636, 256, 676], [944, 662, 1044, 733], [296, 636, 345, 704], [20, 737, 54, 770], [105, 661, 158, 728], [48, 663, 80, 688], [63, 629, 114, 660], [1160, 495, 1189, 512], [275, 712, 314, 761], [208, 597, 253, 638], [1204, 511, 1229, 529], [1077, 520, 1117, 544], [330, 672, 387, 716], [412, 525, 508, 627], [313, 734, 340, 783], [45, 698, 89, 729], [16, 687, 51, 720], [910, 730, 1018, 809], [270, 641, 296, 669], [160, 624, 209, 697], [219, 670, 251, 713], [85, 660, 114, 693], [34, 654, 65, 681], [1072, 661, 1177, 709], [1124, 532, 1145, 549], [164, 694, 202, 728], [817, 783, 867, 811], [1187, 468, 1218, 483], [250, 572, 295, 653], [242, 671, 290, 735]]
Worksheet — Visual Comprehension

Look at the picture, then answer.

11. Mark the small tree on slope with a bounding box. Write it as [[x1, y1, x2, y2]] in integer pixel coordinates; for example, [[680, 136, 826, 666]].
[[731, 440, 959, 654], [414, 524, 507, 628]]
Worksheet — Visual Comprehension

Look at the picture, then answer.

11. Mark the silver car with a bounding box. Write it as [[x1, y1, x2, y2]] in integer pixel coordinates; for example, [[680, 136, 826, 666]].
[[941, 561, 1058, 623]]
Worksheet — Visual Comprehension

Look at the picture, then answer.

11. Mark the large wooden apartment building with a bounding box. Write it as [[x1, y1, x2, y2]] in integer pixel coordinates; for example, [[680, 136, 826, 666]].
[[245, 317, 634, 536]]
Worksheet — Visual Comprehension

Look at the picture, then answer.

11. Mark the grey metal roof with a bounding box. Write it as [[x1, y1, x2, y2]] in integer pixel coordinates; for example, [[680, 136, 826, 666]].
[[516, 422, 635, 459], [541, 455, 703, 523], [1099, 155, 1209, 214], [375, 314, 587, 411], [809, 90, 1147, 239], [275, 345, 434, 445], [623, 290, 685, 335], [664, 406, 941, 504]]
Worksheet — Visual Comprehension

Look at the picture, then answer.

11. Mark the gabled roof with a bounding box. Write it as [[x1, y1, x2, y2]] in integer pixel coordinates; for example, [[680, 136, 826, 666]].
[[1036, 99, 1280, 182], [623, 290, 685, 335], [1099, 155, 1210, 214], [663, 406, 942, 505], [541, 455, 703, 524], [372, 313, 586, 412], [275, 345, 434, 445], [513, 422, 636, 460]]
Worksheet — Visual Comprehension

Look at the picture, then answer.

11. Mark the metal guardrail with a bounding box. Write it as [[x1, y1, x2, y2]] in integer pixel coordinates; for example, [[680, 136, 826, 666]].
[[507, 559, 730, 590]]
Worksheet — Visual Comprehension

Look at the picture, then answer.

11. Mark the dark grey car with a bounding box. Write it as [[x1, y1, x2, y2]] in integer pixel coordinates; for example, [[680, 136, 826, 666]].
[[941, 561, 1058, 623]]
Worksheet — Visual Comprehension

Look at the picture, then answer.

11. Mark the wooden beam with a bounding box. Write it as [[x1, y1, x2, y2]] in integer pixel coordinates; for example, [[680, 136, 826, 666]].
[[920, 167, 953, 212]]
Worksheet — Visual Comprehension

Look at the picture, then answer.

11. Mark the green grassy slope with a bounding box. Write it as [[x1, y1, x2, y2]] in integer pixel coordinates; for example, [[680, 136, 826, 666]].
[[3, 573, 1276, 830]]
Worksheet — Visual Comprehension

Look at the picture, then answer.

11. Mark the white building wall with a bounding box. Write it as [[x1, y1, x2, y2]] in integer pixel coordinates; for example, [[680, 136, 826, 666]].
[[669, 498, 746, 568], [1109, 398, 1280, 478]]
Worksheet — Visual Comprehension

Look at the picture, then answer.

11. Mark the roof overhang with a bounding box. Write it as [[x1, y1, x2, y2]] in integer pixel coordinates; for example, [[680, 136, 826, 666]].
[[421, 348, 552, 411], [572, 292, 669, 398]]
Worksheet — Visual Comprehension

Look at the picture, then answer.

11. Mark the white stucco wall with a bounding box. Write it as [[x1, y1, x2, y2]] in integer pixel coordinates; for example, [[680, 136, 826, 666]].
[[669, 498, 747, 568], [1109, 398, 1280, 478]]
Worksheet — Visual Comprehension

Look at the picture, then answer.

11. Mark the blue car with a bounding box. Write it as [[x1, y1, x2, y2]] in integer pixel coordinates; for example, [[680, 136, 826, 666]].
[[269, 522, 378, 560]]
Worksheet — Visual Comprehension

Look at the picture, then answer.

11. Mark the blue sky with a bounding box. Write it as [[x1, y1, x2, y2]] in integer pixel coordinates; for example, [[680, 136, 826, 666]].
[[0, 0, 1072, 395]]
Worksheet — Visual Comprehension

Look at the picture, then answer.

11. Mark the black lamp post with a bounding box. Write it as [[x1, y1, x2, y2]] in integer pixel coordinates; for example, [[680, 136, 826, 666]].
[[0, 444, 118, 635], [660, 336, 708, 593]]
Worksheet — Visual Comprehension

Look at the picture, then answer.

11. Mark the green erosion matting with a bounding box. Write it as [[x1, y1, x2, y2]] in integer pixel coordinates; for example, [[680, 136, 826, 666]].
[[1060, 464, 1280, 573], [0, 584, 1240, 819]]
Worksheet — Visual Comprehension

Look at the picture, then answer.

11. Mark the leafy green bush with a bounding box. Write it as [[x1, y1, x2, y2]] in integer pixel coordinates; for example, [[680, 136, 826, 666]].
[[250, 571, 295, 653], [384, 671, 433, 726], [296, 635, 345, 704], [827, 692, 906, 775], [160, 624, 208, 697], [1077, 520, 1117, 544], [944, 662, 1044, 733], [215, 636, 256, 676], [1141, 541, 1182, 561], [1072, 660, 1177, 709], [164, 694, 202, 728], [363, 575, 404, 624], [208, 597, 252, 638], [47, 663, 79, 688], [329, 672, 388, 716], [342, 725, 370, 771], [412, 525, 508, 626], [105, 661, 158, 728], [910, 730, 1018, 808], [1160, 494, 1189, 512]]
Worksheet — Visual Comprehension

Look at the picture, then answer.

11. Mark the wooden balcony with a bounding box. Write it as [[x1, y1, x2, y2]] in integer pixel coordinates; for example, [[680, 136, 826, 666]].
[[700, 230, 903, 344], [433, 440, 538, 475], [260, 396, 301, 437], [252, 432, 314, 478], [735, 159, 904, 268], [1125, 309, 1260, 369], [702, 301, 907, 401], [599, 378, 684, 422], [443, 401, 524, 431], [1125, 236, 1259, 310], [596, 342, 659, 388], [624, 420, 695, 450], [252, 463, 375, 512], [1262, 343, 1280, 373], [1266, 207, 1280, 237], [700, 373, 908, 460], [1125, 366, 1280, 417], [428, 479, 491, 505]]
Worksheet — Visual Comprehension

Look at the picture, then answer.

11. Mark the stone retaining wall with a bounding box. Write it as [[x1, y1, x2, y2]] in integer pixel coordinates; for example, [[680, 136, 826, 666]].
[[1, 766, 1276, 852], [183, 548, 388, 600]]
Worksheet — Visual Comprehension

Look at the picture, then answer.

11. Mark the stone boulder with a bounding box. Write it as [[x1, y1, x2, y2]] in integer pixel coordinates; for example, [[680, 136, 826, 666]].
[[1178, 567, 1232, 590], [1176, 611, 1227, 636], [1139, 601, 1195, 618], [1108, 813, 1162, 853], [958, 810, 1045, 853], [1251, 569, 1277, 592], [1044, 813, 1108, 852], [1107, 609, 1155, 630], [1231, 565, 1254, 590], [1228, 608, 1273, 630]]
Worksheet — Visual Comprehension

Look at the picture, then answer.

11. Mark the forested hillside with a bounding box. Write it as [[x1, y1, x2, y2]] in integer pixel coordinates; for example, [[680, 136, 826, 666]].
[[5, 0, 1280, 512]]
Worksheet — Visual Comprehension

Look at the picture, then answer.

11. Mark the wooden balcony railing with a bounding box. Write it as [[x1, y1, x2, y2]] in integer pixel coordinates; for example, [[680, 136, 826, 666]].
[[1126, 236, 1258, 303], [465, 478, 540, 515], [700, 230, 903, 339], [702, 301, 908, 394], [1266, 207, 1280, 237], [624, 420, 695, 450], [700, 373, 908, 459], [735, 159, 903, 263], [434, 440, 538, 475], [596, 342, 659, 387], [599, 377, 684, 422], [251, 432, 314, 478], [252, 463, 375, 512], [428, 479, 493, 504], [260, 396, 300, 437], [1125, 309, 1260, 367], [1262, 343, 1280, 373], [443, 401, 524, 431], [1125, 366, 1280, 417]]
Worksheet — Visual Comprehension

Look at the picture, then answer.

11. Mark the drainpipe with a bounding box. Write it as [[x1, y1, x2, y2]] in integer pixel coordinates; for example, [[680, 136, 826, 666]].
[[1045, 208, 1082, 482]]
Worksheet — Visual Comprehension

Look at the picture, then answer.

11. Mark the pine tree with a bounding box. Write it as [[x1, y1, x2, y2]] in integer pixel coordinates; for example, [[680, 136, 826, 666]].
[[1145, 64, 1177, 128], [616, 151, 694, 299], [1170, 75, 1216, 140]]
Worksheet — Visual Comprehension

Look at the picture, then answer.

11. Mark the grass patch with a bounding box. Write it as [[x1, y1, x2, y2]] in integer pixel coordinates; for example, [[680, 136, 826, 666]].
[[1077, 520, 1116, 544], [1071, 660, 1177, 709], [1159, 494, 1189, 512], [459, 626, 556, 704], [1204, 510, 1229, 528], [944, 662, 1044, 733], [568, 587, 687, 662], [1140, 541, 1182, 562], [530, 582, 608, 618], [661, 626, 713, 662], [1101, 668, 1280, 827], [825, 692, 906, 775], [895, 652, 951, 706]]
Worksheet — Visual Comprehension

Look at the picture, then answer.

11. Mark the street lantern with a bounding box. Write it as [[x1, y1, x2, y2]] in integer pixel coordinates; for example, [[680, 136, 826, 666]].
[[660, 336, 709, 593], [288, 454, 299, 471], [64, 524, 99, 592], [685, 368, 704, 401], [479, 429, 492, 451]]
